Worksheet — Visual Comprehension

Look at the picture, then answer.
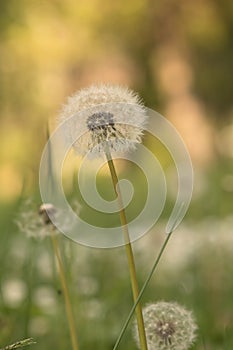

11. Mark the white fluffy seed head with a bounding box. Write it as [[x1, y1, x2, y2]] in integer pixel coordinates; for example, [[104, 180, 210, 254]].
[[58, 84, 147, 157], [16, 200, 80, 239], [15, 200, 57, 239], [133, 301, 197, 350]]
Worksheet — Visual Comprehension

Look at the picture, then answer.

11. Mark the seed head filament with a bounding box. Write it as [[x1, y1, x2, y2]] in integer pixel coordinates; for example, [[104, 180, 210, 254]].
[[155, 320, 175, 346]]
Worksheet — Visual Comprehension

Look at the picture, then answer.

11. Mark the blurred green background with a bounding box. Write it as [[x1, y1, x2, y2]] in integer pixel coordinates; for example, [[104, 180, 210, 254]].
[[0, 0, 233, 349]]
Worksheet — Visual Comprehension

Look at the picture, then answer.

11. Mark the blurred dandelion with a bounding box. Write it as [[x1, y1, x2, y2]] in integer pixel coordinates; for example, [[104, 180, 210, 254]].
[[133, 301, 197, 350], [16, 200, 55, 239], [16, 200, 79, 239], [16, 199, 80, 350], [2, 278, 27, 308]]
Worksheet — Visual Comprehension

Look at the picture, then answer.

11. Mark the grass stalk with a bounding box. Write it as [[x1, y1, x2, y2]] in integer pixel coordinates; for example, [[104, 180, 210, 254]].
[[113, 230, 173, 349], [50, 231, 79, 350], [105, 150, 148, 350]]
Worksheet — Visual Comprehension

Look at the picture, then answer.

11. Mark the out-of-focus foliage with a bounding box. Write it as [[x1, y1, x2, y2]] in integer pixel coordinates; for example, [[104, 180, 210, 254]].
[[0, 0, 233, 200]]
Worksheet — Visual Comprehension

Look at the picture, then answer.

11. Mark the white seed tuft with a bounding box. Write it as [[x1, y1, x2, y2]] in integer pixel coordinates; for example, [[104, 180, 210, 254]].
[[58, 84, 147, 157], [133, 301, 197, 350]]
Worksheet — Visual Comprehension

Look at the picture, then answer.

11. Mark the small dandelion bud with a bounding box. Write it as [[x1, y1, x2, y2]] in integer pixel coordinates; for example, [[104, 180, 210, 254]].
[[133, 301, 197, 350], [39, 203, 57, 226], [58, 84, 147, 157]]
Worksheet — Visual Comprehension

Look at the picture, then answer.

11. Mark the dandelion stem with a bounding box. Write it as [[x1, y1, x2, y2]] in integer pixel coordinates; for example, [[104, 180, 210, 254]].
[[50, 231, 79, 350], [105, 149, 148, 350], [113, 230, 173, 350]]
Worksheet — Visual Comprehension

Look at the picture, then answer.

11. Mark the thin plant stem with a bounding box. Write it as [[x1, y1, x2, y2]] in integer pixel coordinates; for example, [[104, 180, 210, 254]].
[[45, 125, 79, 350], [113, 230, 173, 350], [50, 231, 79, 350], [105, 149, 148, 350]]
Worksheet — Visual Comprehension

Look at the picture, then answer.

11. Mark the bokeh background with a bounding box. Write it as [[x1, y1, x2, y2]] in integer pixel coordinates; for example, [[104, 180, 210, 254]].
[[0, 0, 233, 349]]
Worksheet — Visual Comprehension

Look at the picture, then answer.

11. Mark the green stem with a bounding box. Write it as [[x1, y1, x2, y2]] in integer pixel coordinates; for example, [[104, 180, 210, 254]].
[[105, 150, 148, 350], [113, 230, 173, 349], [50, 232, 79, 350]]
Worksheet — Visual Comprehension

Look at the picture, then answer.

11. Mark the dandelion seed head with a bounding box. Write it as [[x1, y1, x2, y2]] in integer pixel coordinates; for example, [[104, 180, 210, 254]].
[[16, 200, 57, 239], [58, 84, 147, 157], [16, 200, 80, 239], [133, 301, 197, 350]]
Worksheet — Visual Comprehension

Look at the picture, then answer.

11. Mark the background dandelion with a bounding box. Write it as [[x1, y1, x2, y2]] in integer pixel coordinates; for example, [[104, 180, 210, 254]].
[[17, 199, 80, 350], [133, 302, 197, 350]]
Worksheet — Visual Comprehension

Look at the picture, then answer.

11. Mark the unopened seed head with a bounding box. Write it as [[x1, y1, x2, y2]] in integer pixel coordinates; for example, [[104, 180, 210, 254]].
[[39, 203, 57, 225], [58, 84, 147, 157]]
